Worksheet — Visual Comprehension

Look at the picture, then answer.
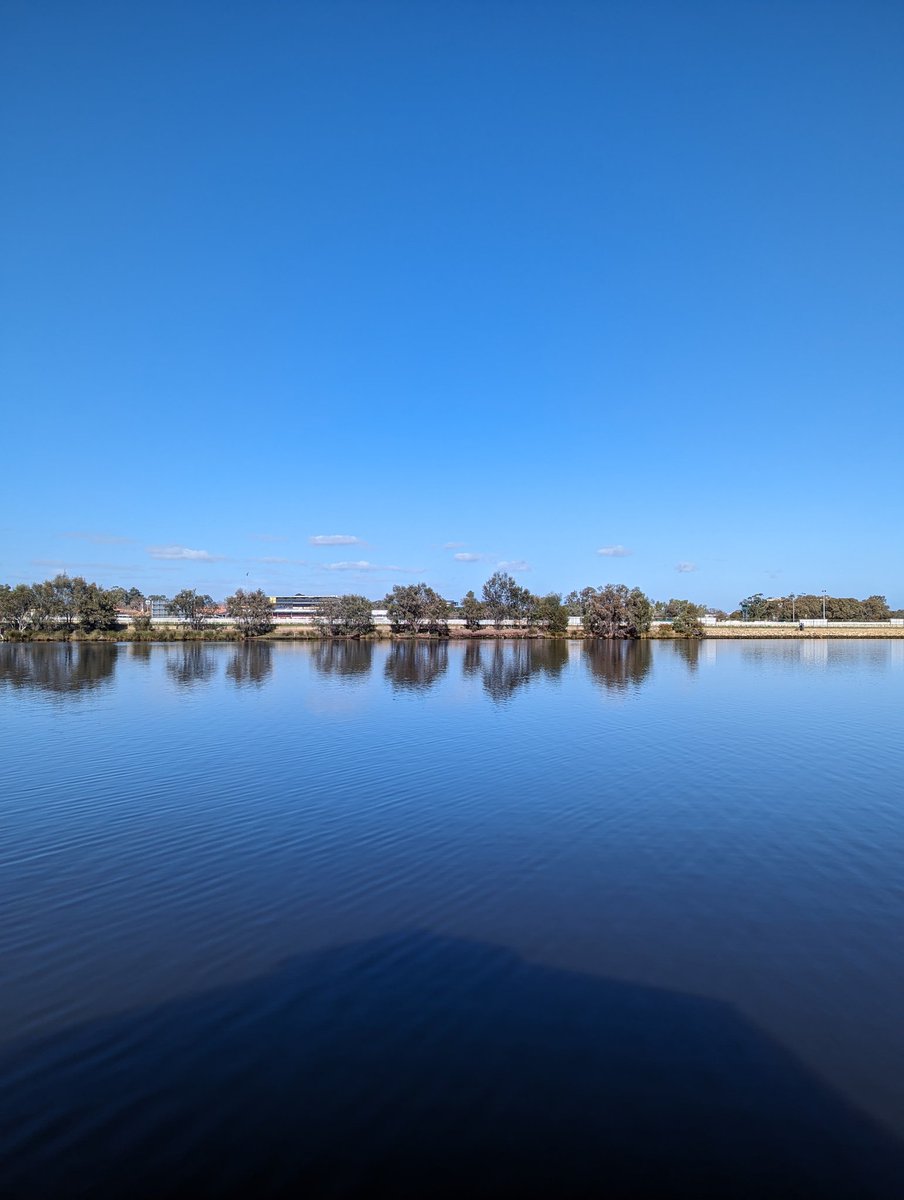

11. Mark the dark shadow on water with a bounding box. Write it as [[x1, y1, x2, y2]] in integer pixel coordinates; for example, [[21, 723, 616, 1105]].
[[3, 931, 902, 1199]]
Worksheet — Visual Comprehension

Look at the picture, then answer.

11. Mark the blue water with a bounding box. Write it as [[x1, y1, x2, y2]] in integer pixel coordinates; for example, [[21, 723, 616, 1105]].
[[2, 638, 903, 1197]]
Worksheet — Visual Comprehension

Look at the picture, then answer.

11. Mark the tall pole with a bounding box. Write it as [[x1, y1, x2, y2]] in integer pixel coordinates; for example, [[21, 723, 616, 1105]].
[[822, 589, 827, 621], [791, 593, 796, 622]]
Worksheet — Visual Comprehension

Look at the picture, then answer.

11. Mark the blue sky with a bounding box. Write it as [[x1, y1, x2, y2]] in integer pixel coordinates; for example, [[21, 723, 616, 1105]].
[[2, 1, 901, 609]]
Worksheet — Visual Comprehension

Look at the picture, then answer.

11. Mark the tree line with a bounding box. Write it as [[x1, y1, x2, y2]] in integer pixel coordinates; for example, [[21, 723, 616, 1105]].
[[2, 572, 900, 641], [734, 593, 899, 622]]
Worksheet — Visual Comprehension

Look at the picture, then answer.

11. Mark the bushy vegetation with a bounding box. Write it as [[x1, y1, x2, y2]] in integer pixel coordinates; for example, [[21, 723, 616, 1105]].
[[2, 573, 898, 643], [734, 593, 891, 621]]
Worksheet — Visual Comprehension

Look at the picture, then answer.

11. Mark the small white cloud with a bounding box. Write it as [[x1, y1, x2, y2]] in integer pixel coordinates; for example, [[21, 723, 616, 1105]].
[[675, 561, 698, 573], [147, 545, 225, 562], [454, 552, 485, 562], [597, 545, 631, 558], [497, 560, 531, 572], [443, 541, 466, 550], [309, 534, 363, 546]]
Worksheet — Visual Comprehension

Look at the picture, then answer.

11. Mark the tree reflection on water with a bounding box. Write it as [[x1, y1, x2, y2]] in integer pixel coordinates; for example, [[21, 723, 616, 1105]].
[[226, 643, 273, 689], [384, 640, 448, 692], [584, 639, 652, 692], [0, 643, 118, 697], [467, 639, 569, 704], [312, 639, 374, 680], [165, 644, 217, 689]]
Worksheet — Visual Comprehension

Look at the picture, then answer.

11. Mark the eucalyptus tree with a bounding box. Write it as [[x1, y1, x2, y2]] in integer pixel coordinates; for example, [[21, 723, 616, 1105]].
[[384, 583, 449, 635], [0, 584, 36, 635], [225, 588, 274, 637], [337, 594, 375, 636], [76, 583, 119, 632], [170, 589, 216, 631], [668, 600, 705, 638], [535, 592, 569, 634], [581, 584, 652, 639], [482, 571, 518, 627], [460, 590, 484, 630]]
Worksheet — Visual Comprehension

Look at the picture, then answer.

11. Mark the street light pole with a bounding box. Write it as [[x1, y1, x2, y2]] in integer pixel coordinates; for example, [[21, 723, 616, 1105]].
[[822, 589, 827, 621], [790, 593, 796, 622]]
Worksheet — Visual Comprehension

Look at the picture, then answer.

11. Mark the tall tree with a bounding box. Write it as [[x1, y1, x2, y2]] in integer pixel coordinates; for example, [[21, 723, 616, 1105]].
[[669, 600, 705, 637], [77, 583, 119, 632], [170, 589, 216, 631], [581, 584, 652, 639], [460, 590, 484, 631], [0, 584, 35, 635], [225, 589, 274, 637], [336, 594, 375, 636], [384, 583, 449, 635], [482, 571, 518, 627], [535, 592, 569, 634]]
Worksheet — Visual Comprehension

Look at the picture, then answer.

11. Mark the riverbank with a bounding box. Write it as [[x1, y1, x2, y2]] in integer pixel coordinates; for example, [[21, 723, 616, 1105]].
[[4, 624, 904, 643], [701, 626, 904, 639]]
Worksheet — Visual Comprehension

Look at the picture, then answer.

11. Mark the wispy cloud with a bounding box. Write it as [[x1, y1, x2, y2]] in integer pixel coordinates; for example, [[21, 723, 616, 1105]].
[[251, 556, 307, 565], [309, 534, 364, 547], [675, 561, 698, 573], [147, 545, 226, 562], [597, 545, 631, 558], [63, 531, 133, 545], [454, 552, 487, 563], [497, 559, 531, 572], [443, 541, 466, 550], [323, 560, 421, 573], [31, 558, 142, 571]]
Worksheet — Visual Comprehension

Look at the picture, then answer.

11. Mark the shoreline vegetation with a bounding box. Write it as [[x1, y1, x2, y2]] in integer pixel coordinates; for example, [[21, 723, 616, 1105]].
[[5, 625, 904, 644], [2, 573, 902, 643]]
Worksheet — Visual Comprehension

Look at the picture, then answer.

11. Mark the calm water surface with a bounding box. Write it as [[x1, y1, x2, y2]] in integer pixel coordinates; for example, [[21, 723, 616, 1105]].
[[2, 639, 903, 1197]]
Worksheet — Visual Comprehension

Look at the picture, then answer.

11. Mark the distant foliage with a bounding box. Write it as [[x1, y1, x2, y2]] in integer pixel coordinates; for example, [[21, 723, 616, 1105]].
[[738, 593, 892, 621]]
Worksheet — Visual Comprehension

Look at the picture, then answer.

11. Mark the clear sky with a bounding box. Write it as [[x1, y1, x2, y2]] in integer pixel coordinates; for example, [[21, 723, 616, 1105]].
[[2, 1, 902, 609]]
